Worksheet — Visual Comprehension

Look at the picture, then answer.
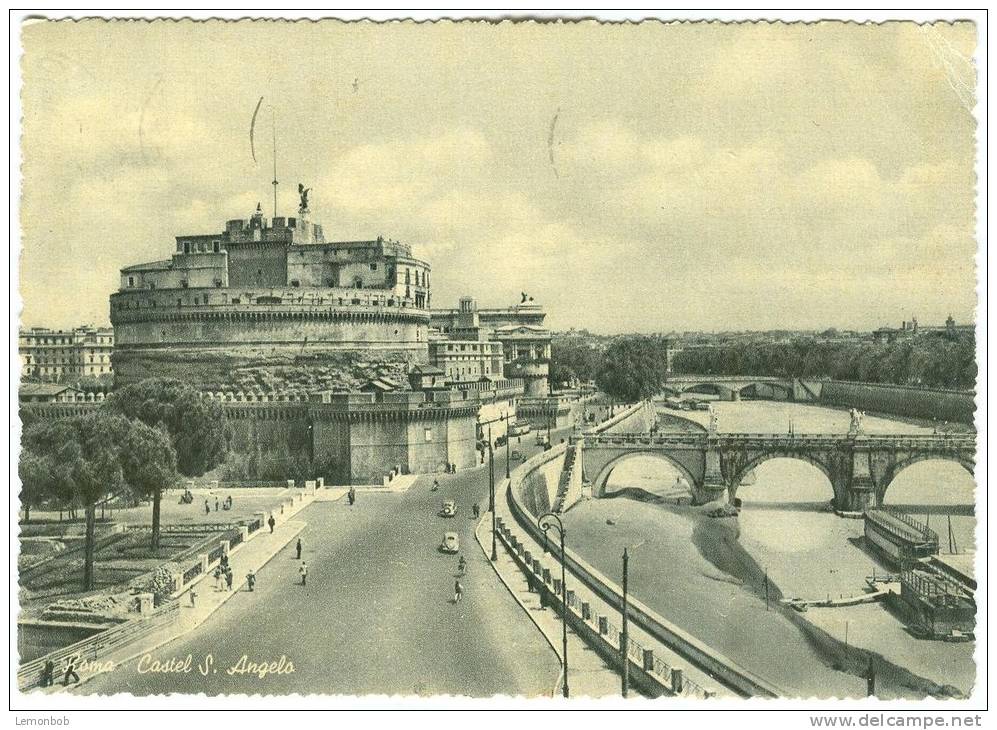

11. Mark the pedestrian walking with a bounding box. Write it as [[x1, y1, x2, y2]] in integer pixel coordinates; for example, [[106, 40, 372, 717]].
[[299, 561, 308, 586], [458, 555, 466, 575], [295, 538, 302, 560], [40, 660, 55, 688], [224, 567, 233, 591], [453, 578, 463, 603], [431, 479, 439, 491], [246, 569, 256, 592], [268, 514, 276, 533], [215, 497, 219, 512], [204, 499, 210, 515], [189, 589, 197, 607], [472, 503, 480, 519], [63, 657, 80, 686], [213, 566, 223, 591]]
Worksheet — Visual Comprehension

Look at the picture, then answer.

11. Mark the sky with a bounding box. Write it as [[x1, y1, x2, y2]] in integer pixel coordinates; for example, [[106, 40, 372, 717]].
[[17, 19, 979, 334]]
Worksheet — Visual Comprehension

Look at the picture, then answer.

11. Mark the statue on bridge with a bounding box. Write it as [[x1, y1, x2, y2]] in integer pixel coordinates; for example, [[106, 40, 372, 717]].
[[707, 403, 720, 434], [848, 408, 866, 436]]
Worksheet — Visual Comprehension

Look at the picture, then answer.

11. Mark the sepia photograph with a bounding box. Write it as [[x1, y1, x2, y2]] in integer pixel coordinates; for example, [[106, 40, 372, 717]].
[[8, 9, 986, 722]]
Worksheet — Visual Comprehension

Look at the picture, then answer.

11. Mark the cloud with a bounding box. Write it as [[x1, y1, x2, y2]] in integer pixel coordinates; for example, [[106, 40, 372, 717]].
[[16, 20, 978, 333]]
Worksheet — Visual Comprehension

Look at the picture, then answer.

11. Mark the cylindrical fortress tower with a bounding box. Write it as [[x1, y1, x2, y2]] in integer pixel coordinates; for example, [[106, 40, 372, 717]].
[[110, 205, 432, 391]]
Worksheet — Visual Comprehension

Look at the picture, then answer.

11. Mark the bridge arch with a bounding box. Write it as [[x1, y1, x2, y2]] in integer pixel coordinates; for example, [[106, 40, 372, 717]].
[[593, 450, 699, 498], [879, 454, 976, 505], [678, 382, 735, 400], [736, 381, 794, 401], [728, 452, 839, 504]]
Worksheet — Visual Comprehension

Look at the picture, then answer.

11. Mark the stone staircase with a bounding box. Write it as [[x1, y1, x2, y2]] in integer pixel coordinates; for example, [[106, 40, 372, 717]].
[[552, 443, 583, 513]]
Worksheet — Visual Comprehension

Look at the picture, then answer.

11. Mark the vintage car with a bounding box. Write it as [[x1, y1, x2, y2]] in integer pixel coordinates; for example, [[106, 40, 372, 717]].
[[440, 500, 457, 518], [510, 421, 532, 436], [440, 532, 460, 554]]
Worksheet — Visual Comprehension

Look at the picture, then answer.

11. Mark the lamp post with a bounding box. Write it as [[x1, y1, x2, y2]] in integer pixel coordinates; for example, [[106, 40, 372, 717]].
[[622, 546, 630, 698], [538, 511, 569, 698], [621, 540, 644, 698], [505, 411, 511, 479], [488, 424, 497, 562]]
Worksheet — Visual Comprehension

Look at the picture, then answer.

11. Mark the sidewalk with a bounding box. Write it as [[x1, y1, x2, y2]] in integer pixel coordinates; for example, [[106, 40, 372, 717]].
[[492, 480, 730, 699], [48, 488, 326, 693], [475, 512, 620, 698]]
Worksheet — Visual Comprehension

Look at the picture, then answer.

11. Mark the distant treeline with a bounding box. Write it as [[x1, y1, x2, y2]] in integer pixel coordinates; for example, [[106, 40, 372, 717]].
[[672, 333, 977, 391]]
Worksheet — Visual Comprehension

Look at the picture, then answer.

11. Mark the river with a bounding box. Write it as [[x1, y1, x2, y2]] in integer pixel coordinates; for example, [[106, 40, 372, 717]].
[[566, 400, 976, 698]]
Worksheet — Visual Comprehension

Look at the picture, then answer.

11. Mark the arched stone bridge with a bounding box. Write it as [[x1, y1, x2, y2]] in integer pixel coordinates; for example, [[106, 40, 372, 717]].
[[574, 431, 976, 512], [661, 375, 805, 401]]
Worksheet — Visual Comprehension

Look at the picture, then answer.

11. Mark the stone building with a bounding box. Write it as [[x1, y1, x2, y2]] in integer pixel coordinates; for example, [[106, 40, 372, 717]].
[[430, 297, 551, 396], [111, 205, 432, 390], [18, 326, 114, 381]]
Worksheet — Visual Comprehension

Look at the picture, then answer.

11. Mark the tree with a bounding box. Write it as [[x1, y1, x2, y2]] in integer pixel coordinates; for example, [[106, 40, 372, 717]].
[[17, 448, 56, 523], [113, 419, 180, 552], [595, 336, 671, 402], [22, 414, 129, 590], [103, 378, 227, 549]]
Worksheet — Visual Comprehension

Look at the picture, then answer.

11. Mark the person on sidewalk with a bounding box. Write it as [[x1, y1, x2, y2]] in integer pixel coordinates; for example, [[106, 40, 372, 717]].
[[224, 567, 233, 591], [299, 561, 308, 586], [458, 555, 466, 575], [246, 569, 256, 592], [213, 566, 224, 591], [268, 514, 276, 533], [472, 503, 480, 519], [204, 499, 210, 515], [295, 538, 302, 560], [453, 579, 463, 603], [189, 589, 197, 607], [63, 657, 80, 686], [40, 660, 55, 688], [215, 497, 219, 512]]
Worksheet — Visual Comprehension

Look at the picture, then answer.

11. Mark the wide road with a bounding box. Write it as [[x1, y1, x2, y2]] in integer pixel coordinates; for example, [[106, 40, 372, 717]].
[[79, 433, 567, 697]]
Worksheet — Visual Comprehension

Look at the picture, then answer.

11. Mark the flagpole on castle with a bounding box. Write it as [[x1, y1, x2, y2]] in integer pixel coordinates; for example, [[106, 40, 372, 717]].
[[271, 109, 279, 219]]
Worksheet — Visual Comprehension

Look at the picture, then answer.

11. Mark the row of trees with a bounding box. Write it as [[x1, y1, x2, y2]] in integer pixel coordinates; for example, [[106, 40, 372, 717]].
[[551, 332, 977, 404], [19, 378, 228, 591], [672, 333, 977, 390]]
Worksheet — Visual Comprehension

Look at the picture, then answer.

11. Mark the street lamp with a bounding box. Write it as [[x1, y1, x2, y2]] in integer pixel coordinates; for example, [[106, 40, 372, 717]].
[[505, 411, 511, 479], [621, 540, 644, 698], [488, 424, 497, 562], [538, 511, 569, 698]]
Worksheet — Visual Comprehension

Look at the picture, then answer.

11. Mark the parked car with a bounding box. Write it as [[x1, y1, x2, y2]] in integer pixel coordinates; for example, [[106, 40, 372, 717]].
[[440, 500, 457, 518], [440, 532, 460, 554], [510, 421, 532, 436]]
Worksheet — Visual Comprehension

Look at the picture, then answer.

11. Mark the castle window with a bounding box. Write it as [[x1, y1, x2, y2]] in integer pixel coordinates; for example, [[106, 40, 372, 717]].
[[424, 428, 433, 443], [180, 280, 189, 288], [213, 241, 220, 253], [198, 241, 206, 253], [370, 263, 377, 271], [214, 279, 223, 288], [290, 280, 300, 288], [128, 276, 135, 288]]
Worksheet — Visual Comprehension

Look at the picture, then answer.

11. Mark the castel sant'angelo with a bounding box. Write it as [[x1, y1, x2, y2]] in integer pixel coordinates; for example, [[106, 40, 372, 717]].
[[98, 187, 564, 484], [110, 190, 434, 393]]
